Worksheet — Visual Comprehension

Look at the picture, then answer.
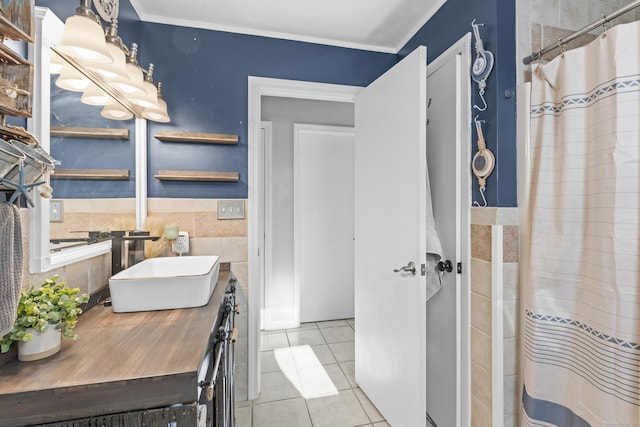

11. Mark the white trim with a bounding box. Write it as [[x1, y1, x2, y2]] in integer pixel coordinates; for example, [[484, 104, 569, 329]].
[[29, 8, 113, 273], [260, 121, 272, 331], [130, 0, 447, 54], [492, 225, 505, 427], [135, 118, 148, 229], [47, 241, 112, 270], [248, 76, 361, 399]]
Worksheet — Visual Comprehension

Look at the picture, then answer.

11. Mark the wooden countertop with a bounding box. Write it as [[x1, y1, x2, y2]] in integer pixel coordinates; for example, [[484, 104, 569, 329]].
[[0, 270, 233, 427]]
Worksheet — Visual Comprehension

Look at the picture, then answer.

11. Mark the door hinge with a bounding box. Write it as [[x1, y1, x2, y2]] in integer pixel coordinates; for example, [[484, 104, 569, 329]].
[[421, 263, 426, 276], [457, 262, 462, 274]]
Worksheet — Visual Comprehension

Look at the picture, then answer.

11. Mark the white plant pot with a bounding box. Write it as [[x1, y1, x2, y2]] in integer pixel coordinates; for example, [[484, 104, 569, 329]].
[[18, 324, 61, 362]]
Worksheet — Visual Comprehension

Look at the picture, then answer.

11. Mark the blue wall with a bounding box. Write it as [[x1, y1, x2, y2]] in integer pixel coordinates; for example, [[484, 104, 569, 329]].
[[49, 80, 136, 198], [141, 24, 396, 199], [400, 0, 517, 206], [39, 0, 518, 206]]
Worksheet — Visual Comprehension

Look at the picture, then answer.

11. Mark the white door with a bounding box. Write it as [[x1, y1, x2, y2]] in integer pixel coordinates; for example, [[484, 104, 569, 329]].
[[294, 124, 355, 323], [354, 46, 429, 426]]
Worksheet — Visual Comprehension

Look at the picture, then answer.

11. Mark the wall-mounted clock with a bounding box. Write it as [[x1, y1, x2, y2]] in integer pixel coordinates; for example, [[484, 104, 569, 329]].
[[93, 0, 119, 22]]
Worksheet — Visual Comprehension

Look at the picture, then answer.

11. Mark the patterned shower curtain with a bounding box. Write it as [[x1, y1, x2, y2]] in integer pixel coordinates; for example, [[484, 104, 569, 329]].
[[523, 19, 640, 426]]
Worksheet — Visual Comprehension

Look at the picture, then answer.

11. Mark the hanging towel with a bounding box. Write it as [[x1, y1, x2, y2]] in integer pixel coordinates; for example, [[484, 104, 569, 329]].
[[424, 167, 443, 302], [0, 202, 23, 336]]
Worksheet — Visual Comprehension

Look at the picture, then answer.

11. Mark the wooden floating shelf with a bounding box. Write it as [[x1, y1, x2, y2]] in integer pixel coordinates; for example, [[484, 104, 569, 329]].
[[51, 168, 130, 180], [155, 170, 239, 182], [155, 131, 238, 145], [50, 126, 130, 140]]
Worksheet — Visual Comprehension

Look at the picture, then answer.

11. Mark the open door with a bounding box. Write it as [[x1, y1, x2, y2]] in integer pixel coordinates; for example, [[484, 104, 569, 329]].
[[354, 46, 429, 426]]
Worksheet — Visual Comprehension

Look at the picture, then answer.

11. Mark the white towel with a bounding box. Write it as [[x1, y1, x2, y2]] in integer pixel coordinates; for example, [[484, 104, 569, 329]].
[[424, 169, 443, 302], [0, 202, 22, 336]]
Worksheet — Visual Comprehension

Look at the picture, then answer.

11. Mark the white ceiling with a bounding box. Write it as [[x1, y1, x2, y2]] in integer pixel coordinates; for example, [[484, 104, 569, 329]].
[[129, 0, 447, 53]]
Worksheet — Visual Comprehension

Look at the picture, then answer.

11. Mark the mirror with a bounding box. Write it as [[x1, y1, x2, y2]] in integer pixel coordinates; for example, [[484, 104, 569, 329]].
[[48, 75, 136, 253], [29, 7, 147, 273]]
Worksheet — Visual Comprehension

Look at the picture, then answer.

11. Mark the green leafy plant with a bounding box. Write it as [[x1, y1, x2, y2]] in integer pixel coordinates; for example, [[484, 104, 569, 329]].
[[1, 276, 89, 353]]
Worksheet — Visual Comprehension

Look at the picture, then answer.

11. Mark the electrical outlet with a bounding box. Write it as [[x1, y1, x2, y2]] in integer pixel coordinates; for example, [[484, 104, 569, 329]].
[[172, 231, 189, 255]]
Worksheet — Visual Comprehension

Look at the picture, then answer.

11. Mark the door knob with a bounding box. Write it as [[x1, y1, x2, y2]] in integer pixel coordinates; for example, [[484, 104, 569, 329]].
[[394, 261, 416, 275], [437, 260, 453, 273]]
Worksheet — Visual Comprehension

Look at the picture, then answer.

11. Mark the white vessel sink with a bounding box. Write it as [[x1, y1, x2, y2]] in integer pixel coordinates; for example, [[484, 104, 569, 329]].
[[108, 255, 220, 313]]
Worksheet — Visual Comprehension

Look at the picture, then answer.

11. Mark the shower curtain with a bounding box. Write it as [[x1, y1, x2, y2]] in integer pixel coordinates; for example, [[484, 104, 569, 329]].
[[523, 19, 640, 427]]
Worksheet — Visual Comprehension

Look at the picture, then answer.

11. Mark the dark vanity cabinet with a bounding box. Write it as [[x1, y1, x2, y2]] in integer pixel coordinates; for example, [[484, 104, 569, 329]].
[[0, 269, 238, 427]]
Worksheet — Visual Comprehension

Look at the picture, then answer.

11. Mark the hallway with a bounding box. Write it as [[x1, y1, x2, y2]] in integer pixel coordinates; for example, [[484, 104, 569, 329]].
[[236, 319, 389, 427]]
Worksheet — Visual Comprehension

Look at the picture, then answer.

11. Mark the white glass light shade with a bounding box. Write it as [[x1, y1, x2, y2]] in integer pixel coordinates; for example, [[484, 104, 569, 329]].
[[143, 78, 157, 97], [50, 51, 64, 74], [101, 103, 133, 120], [142, 97, 170, 122], [87, 42, 128, 81], [110, 61, 146, 97], [81, 85, 115, 106], [130, 78, 159, 109], [55, 68, 91, 92], [58, 15, 113, 64]]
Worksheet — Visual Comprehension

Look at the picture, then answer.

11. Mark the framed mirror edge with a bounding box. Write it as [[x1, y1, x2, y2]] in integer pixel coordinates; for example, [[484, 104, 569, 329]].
[[28, 7, 147, 274]]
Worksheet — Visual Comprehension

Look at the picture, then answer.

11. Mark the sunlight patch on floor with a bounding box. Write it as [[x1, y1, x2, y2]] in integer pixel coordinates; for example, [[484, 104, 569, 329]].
[[274, 345, 339, 399]]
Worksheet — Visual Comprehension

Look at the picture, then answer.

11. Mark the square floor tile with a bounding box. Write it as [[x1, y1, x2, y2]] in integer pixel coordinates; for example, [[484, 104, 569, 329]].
[[323, 363, 352, 390], [260, 351, 280, 373], [287, 328, 326, 346], [311, 344, 338, 365], [256, 370, 302, 403], [339, 360, 357, 388], [253, 398, 312, 427], [261, 332, 289, 351], [235, 404, 252, 427], [354, 388, 385, 423], [320, 325, 355, 343], [306, 389, 370, 427], [296, 365, 343, 398], [329, 341, 355, 362]]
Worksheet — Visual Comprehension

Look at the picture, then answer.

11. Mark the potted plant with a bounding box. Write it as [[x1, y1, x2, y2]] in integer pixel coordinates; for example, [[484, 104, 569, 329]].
[[1, 275, 89, 361]]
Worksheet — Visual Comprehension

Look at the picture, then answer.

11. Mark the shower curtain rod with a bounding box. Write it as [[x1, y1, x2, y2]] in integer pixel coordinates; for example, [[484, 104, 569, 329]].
[[522, 0, 640, 65]]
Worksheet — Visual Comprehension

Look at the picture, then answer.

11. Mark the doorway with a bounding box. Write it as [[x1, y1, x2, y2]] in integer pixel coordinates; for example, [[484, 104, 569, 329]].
[[259, 97, 355, 331], [248, 79, 361, 399]]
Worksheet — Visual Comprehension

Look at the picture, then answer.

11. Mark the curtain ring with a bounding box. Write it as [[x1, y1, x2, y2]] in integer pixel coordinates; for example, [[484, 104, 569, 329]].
[[601, 15, 608, 37], [557, 40, 565, 58]]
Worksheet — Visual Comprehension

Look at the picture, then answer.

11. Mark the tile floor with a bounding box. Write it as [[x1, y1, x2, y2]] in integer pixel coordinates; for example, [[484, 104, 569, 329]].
[[235, 319, 389, 427]]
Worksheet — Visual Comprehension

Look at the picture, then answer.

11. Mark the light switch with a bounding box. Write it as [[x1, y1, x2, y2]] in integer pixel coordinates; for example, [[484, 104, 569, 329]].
[[50, 200, 63, 222], [218, 200, 245, 219]]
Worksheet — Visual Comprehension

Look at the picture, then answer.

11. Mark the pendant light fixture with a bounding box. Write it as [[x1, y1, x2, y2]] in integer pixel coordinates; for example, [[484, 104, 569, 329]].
[[57, 0, 113, 64], [53, 0, 171, 122]]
